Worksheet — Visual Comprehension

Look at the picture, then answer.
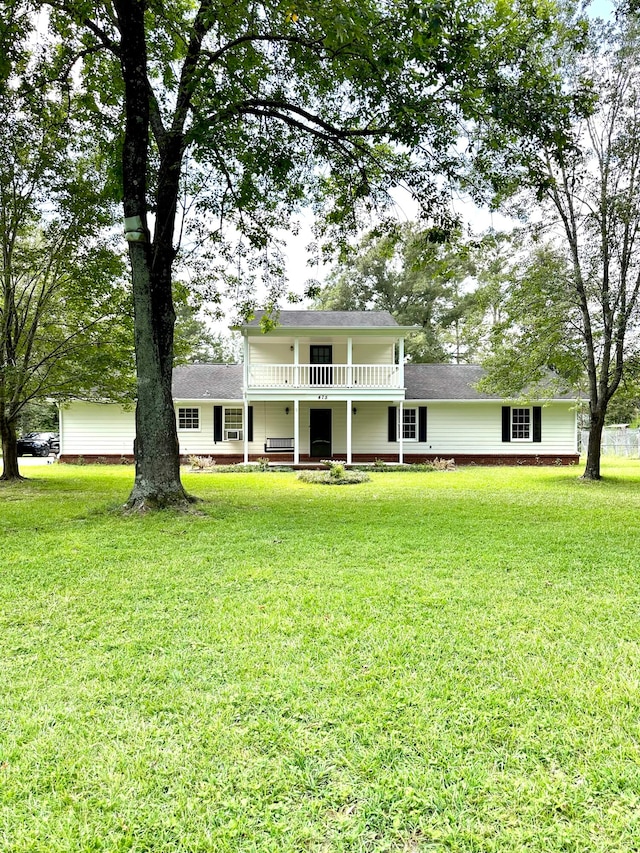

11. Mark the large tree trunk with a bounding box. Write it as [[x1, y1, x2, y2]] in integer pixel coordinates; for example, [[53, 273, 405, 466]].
[[114, 0, 192, 510], [0, 410, 23, 481], [125, 245, 192, 510], [582, 406, 606, 481]]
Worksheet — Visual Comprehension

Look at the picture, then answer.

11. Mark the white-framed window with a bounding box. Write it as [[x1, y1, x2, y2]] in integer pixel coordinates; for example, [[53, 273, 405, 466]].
[[178, 407, 200, 431], [511, 407, 531, 441], [399, 407, 417, 441], [224, 407, 243, 441]]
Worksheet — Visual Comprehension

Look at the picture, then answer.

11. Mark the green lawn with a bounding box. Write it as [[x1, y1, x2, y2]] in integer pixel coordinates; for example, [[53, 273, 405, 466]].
[[2, 461, 640, 852]]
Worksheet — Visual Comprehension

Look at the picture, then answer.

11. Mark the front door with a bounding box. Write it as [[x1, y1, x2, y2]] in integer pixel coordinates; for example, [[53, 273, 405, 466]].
[[310, 345, 333, 386], [310, 409, 332, 458]]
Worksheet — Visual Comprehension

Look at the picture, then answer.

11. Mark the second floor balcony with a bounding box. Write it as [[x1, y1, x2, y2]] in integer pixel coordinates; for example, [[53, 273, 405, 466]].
[[248, 363, 402, 389]]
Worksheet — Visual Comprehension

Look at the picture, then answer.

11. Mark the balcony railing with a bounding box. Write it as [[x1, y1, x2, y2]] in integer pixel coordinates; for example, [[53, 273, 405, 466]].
[[248, 363, 401, 389]]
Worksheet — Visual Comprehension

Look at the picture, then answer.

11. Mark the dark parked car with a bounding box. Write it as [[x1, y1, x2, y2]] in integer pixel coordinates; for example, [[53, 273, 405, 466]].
[[17, 432, 60, 457]]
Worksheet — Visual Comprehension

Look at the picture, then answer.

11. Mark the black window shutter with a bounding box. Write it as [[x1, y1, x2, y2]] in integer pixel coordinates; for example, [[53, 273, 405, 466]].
[[247, 406, 254, 442], [502, 406, 511, 442], [214, 406, 222, 443], [418, 407, 427, 443], [388, 406, 397, 442], [533, 406, 542, 442]]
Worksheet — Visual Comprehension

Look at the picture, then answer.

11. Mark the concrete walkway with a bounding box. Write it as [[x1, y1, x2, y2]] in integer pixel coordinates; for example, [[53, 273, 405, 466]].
[[16, 455, 59, 467]]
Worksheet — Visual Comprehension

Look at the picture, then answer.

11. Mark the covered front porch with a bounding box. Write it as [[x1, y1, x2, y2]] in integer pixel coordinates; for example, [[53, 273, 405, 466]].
[[240, 398, 410, 465]]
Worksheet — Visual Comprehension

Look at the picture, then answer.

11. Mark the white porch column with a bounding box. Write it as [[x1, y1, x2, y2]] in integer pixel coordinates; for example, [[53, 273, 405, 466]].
[[243, 399, 249, 463], [398, 400, 404, 464], [294, 338, 300, 387], [57, 404, 64, 456], [243, 333, 249, 389], [294, 398, 300, 465], [347, 336, 353, 387], [398, 337, 405, 388], [346, 399, 352, 465]]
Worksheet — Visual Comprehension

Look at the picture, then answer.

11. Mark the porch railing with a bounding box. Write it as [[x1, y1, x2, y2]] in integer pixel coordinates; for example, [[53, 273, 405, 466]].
[[247, 363, 401, 389]]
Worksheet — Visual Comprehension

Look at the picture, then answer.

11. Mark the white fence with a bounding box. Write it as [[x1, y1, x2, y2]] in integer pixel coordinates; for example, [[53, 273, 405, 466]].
[[579, 428, 640, 457]]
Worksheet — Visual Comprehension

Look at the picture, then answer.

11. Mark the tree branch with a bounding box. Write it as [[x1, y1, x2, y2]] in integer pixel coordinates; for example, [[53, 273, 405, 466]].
[[227, 98, 391, 140]]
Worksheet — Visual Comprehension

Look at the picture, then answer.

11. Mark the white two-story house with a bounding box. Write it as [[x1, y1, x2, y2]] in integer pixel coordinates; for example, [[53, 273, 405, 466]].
[[59, 310, 579, 465]]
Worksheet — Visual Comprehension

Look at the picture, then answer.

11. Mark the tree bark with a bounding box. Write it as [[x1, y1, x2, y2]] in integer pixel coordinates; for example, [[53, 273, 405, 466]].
[[114, 0, 192, 510], [126, 245, 192, 509], [582, 406, 606, 481], [0, 409, 23, 481]]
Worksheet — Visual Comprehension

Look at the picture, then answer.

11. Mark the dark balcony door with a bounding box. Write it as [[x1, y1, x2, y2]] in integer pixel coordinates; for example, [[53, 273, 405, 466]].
[[310, 409, 332, 458], [310, 345, 333, 385]]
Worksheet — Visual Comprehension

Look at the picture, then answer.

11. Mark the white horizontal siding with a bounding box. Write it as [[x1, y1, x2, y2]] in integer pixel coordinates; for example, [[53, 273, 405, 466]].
[[177, 402, 248, 456], [251, 402, 346, 455], [62, 402, 248, 457], [250, 401, 380, 455], [249, 402, 292, 454], [421, 402, 576, 454], [290, 401, 577, 456], [351, 402, 393, 454], [175, 402, 214, 455], [248, 339, 395, 366], [352, 342, 394, 365], [182, 401, 350, 456], [61, 399, 577, 458], [61, 403, 136, 455], [249, 342, 292, 365]]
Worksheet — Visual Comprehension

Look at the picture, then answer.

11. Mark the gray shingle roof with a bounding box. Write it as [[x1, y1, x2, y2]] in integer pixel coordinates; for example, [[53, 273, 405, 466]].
[[243, 310, 399, 328], [404, 364, 492, 400], [172, 364, 243, 400], [404, 363, 576, 400]]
